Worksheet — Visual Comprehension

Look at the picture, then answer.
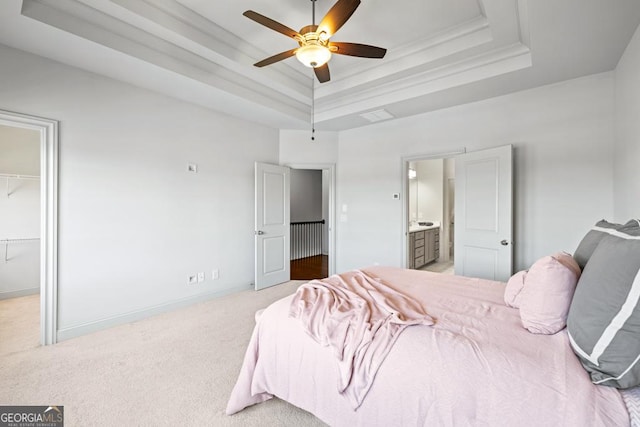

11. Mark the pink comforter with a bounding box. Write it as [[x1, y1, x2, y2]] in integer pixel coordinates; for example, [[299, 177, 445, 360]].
[[227, 266, 629, 426], [289, 270, 434, 408]]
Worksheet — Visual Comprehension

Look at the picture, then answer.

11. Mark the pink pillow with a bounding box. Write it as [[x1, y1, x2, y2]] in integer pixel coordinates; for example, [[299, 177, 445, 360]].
[[504, 270, 527, 308], [519, 253, 581, 334], [552, 251, 582, 278]]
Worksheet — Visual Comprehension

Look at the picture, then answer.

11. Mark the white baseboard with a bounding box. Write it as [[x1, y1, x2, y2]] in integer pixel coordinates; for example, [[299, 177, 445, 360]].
[[0, 287, 39, 300], [56, 284, 250, 342]]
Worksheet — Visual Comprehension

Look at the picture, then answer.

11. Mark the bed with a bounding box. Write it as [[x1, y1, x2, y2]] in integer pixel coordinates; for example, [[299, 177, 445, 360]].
[[226, 265, 634, 426]]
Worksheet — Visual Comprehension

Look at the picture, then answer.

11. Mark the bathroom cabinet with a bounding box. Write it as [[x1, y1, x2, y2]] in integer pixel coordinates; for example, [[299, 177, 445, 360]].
[[409, 228, 439, 269]]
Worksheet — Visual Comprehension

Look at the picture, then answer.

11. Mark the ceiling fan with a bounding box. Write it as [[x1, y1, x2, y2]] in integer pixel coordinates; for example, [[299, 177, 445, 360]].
[[243, 0, 387, 83]]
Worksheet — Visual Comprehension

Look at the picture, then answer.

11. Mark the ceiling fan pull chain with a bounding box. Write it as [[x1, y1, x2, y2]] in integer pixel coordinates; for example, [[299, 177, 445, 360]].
[[311, 77, 315, 141]]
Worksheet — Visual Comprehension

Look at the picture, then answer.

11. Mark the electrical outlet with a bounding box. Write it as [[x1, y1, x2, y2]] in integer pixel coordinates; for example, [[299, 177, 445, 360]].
[[188, 275, 197, 285], [212, 269, 220, 280], [197, 272, 205, 283], [187, 163, 198, 173]]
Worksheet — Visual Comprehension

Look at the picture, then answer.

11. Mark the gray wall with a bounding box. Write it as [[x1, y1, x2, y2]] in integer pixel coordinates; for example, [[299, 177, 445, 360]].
[[0, 44, 280, 340], [281, 73, 616, 273], [410, 159, 444, 225], [335, 73, 615, 273], [290, 169, 323, 222]]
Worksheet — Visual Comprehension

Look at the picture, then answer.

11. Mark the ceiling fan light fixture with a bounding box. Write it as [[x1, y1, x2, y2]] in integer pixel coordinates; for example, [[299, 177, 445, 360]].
[[296, 44, 332, 68], [244, 0, 386, 82]]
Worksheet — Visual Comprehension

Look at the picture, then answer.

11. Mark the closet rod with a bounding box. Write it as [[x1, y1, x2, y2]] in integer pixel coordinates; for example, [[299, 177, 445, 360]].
[[0, 173, 40, 180]]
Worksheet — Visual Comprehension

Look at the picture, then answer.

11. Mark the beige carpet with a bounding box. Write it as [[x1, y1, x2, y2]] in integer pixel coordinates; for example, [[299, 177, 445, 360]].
[[0, 293, 40, 355], [0, 283, 327, 426]]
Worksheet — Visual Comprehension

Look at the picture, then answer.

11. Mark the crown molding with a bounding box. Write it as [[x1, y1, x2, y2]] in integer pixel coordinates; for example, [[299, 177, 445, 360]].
[[20, 0, 533, 129], [315, 43, 532, 123], [22, 0, 312, 122]]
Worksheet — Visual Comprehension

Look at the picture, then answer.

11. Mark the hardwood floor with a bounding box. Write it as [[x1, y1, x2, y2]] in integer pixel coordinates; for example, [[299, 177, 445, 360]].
[[291, 255, 328, 280]]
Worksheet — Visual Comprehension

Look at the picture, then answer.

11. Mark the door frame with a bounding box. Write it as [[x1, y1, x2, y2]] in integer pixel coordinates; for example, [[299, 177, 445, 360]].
[[0, 109, 59, 345], [286, 163, 336, 276], [401, 149, 465, 270]]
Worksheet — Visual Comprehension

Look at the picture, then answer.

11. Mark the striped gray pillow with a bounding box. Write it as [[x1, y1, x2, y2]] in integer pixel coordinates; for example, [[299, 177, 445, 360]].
[[567, 220, 640, 388], [573, 220, 626, 270]]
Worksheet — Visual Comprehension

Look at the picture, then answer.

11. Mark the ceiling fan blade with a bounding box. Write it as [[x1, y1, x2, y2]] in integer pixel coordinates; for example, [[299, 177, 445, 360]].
[[317, 0, 361, 38], [330, 42, 387, 58], [243, 10, 301, 39], [253, 49, 298, 67], [314, 63, 331, 83]]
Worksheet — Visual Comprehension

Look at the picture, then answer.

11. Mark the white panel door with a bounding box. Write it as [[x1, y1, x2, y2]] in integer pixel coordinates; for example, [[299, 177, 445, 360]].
[[454, 145, 513, 282], [255, 162, 290, 290]]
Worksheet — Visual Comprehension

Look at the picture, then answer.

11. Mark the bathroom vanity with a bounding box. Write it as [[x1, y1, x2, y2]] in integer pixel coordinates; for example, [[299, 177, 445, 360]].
[[409, 223, 440, 269]]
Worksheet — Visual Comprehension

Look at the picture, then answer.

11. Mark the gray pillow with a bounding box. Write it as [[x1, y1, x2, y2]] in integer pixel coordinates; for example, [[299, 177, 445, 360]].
[[567, 221, 640, 388], [573, 220, 628, 269]]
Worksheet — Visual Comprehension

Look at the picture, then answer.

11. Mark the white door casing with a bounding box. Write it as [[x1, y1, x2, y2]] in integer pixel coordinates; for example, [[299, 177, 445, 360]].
[[454, 145, 513, 282], [0, 109, 59, 345], [255, 162, 290, 290]]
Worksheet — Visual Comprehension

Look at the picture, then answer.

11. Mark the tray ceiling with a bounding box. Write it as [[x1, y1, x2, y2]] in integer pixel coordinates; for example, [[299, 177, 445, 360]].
[[1, 0, 639, 130]]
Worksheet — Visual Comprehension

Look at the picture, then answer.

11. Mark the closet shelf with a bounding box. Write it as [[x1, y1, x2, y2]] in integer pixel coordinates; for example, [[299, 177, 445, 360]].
[[1, 173, 40, 197], [1, 238, 40, 263]]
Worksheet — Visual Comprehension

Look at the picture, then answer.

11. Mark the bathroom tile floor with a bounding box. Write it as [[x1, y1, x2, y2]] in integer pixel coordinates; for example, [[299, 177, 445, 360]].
[[421, 260, 454, 275]]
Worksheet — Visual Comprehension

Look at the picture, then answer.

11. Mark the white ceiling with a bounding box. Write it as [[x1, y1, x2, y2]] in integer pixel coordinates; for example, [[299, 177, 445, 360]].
[[1, 0, 639, 131]]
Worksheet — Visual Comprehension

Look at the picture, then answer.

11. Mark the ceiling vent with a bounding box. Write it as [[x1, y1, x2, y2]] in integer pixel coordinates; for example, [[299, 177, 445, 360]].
[[360, 109, 395, 123]]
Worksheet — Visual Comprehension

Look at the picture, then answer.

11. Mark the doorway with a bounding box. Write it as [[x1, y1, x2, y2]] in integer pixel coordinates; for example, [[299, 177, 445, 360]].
[[288, 164, 335, 280], [406, 157, 455, 274], [403, 146, 513, 281], [254, 162, 335, 288], [0, 110, 58, 346], [0, 124, 40, 353]]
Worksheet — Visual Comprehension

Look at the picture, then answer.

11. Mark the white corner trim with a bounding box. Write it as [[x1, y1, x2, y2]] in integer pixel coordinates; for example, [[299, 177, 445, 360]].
[[516, 0, 531, 48]]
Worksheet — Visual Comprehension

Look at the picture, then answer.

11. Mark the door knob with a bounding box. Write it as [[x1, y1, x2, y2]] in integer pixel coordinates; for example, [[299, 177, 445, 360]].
[[500, 239, 509, 246], [255, 230, 265, 235]]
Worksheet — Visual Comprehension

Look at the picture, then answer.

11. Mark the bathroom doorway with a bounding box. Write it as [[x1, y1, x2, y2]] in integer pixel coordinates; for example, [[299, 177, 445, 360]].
[[406, 157, 455, 274], [403, 145, 513, 281]]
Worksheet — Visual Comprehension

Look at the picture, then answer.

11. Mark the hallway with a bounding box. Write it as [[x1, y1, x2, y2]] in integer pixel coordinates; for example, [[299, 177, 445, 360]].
[[291, 255, 328, 280]]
